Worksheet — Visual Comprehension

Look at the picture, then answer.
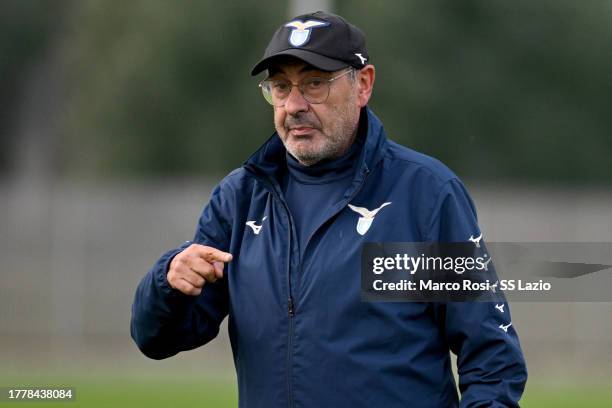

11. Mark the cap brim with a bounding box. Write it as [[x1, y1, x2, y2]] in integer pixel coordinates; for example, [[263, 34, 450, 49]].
[[251, 48, 349, 76]]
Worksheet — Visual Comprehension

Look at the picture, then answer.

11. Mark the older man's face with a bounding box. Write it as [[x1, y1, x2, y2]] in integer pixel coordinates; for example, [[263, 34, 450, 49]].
[[269, 61, 363, 166]]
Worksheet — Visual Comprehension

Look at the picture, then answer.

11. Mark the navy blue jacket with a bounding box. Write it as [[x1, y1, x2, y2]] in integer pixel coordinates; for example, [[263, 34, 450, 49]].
[[131, 108, 527, 407]]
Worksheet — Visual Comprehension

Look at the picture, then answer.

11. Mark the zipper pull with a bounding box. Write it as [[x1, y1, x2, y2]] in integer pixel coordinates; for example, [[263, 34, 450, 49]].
[[288, 297, 295, 317]]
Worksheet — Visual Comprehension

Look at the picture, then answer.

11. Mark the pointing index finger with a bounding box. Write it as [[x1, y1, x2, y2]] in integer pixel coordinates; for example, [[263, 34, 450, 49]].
[[197, 245, 233, 263]]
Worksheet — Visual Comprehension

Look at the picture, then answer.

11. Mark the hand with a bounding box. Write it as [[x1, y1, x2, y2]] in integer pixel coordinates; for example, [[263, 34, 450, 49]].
[[167, 244, 233, 296]]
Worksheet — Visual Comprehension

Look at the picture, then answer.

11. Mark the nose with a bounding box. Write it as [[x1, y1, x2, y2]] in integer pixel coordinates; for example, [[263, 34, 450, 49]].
[[283, 85, 309, 115]]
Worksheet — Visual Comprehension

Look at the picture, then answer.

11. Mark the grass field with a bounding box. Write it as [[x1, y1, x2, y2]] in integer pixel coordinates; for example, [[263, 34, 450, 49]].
[[1, 376, 611, 407]]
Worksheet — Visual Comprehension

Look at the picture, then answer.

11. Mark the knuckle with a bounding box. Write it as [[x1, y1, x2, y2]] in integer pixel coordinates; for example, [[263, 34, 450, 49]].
[[193, 261, 211, 275], [175, 281, 189, 294], [203, 246, 218, 257], [194, 276, 205, 287], [170, 264, 185, 277], [181, 282, 199, 296], [192, 243, 208, 252], [204, 271, 217, 283], [186, 244, 202, 257], [173, 256, 188, 269]]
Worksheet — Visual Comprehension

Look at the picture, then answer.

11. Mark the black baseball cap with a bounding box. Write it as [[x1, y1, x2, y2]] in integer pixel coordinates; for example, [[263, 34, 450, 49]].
[[251, 11, 369, 76]]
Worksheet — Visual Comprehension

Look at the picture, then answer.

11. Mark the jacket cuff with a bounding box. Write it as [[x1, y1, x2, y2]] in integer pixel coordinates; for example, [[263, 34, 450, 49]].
[[154, 243, 193, 301]]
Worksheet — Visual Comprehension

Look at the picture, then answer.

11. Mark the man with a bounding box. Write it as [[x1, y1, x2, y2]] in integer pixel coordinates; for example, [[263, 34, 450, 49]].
[[131, 11, 527, 407]]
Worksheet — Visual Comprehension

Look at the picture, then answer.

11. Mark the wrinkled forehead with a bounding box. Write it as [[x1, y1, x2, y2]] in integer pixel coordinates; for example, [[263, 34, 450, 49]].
[[266, 55, 329, 77]]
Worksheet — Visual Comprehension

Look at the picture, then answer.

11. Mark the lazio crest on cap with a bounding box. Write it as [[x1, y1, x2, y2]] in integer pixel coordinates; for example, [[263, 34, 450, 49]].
[[285, 19, 330, 47]]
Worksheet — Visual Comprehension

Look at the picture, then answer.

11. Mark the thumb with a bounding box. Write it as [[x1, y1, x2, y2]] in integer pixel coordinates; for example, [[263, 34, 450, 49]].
[[212, 261, 225, 279]]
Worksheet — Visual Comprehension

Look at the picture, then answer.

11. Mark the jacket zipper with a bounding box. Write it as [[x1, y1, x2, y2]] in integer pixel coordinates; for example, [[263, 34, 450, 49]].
[[245, 167, 297, 408], [288, 296, 295, 316], [282, 196, 296, 408], [245, 164, 370, 408]]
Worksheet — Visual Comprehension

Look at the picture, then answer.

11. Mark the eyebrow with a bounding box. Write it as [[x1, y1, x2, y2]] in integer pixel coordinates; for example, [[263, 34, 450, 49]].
[[268, 65, 322, 77]]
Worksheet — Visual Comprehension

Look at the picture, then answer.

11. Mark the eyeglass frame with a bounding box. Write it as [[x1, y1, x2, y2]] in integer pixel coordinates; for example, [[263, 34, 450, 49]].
[[258, 67, 356, 107]]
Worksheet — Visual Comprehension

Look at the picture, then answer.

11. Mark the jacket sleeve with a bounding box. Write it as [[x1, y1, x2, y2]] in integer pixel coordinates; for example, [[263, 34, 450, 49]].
[[130, 182, 232, 360], [426, 179, 528, 407]]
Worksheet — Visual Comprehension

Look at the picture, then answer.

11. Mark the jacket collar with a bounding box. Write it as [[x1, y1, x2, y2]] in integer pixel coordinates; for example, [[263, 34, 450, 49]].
[[243, 107, 388, 185]]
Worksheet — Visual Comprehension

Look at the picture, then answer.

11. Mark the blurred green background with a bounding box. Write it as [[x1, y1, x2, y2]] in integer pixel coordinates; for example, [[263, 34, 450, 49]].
[[2, 1, 612, 407], [2, 0, 611, 182]]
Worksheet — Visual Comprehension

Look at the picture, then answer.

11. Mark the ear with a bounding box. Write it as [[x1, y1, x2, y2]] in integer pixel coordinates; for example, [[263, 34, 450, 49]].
[[356, 65, 375, 107]]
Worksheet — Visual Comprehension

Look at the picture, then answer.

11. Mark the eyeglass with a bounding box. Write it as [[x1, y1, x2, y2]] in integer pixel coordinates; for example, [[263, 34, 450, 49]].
[[259, 68, 354, 107]]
